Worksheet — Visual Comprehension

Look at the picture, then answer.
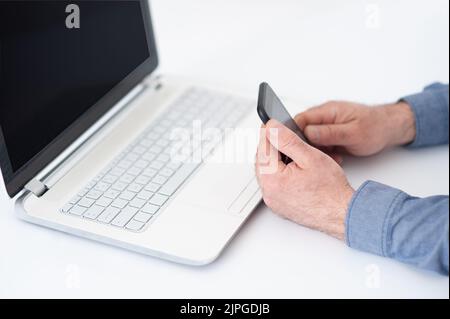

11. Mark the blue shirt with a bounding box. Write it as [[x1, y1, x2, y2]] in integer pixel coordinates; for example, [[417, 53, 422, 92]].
[[345, 83, 449, 275]]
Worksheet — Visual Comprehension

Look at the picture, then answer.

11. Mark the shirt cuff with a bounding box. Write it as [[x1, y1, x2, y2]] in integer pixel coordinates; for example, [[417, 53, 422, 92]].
[[400, 83, 449, 148], [345, 180, 403, 257]]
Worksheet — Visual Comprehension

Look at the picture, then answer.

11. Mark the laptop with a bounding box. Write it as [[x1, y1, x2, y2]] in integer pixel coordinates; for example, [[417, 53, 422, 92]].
[[0, 0, 262, 265]]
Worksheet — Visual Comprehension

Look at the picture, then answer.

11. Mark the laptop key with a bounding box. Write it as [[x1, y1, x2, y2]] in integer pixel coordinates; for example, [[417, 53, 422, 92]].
[[77, 188, 89, 197], [126, 220, 144, 231], [117, 159, 132, 169], [125, 153, 139, 162], [129, 198, 146, 209], [127, 167, 142, 176], [149, 161, 165, 170], [159, 162, 200, 196], [142, 168, 158, 177], [156, 139, 170, 148], [119, 191, 135, 201], [153, 125, 166, 134], [137, 190, 154, 201], [120, 174, 135, 183], [97, 207, 120, 223], [149, 145, 163, 154], [141, 204, 159, 214], [163, 147, 174, 155], [157, 154, 170, 163], [152, 175, 168, 185], [166, 161, 182, 170], [84, 205, 105, 220], [111, 207, 138, 227], [148, 194, 168, 206], [135, 175, 151, 185], [112, 182, 127, 191], [96, 196, 113, 207], [86, 181, 97, 189], [111, 198, 128, 209], [142, 152, 156, 161], [70, 205, 87, 216], [147, 132, 159, 140], [159, 119, 172, 127], [128, 183, 143, 193], [140, 139, 153, 147], [145, 182, 160, 192], [86, 190, 102, 200], [135, 160, 149, 169], [78, 198, 95, 208], [94, 182, 110, 192], [104, 189, 120, 199], [102, 174, 118, 184], [159, 168, 174, 177], [133, 146, 146, 155], [134, 212, 153, 223], [109, 167, 125, 176], [69, 195, 81, 205]]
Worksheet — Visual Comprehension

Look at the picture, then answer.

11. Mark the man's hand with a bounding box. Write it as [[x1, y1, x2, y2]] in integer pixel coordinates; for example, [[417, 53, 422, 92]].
[[295, 101, 416, 157], [255, 120, 355, 240]]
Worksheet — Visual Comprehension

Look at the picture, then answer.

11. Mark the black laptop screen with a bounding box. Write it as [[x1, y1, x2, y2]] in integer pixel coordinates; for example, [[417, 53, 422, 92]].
[[0, 1, 157, 197]]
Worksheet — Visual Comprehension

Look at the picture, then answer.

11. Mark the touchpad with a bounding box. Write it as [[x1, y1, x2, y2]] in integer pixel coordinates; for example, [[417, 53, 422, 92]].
[[174, 112, 261, 213], [174, 161, 257, 213]]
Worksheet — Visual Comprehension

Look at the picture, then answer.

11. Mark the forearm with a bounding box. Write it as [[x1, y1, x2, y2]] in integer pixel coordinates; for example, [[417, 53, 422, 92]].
[[345, 181, 449, 275]]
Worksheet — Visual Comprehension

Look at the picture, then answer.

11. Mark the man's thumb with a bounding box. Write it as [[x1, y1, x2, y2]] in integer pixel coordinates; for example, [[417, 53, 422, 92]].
[[266, 119, 314, 167]]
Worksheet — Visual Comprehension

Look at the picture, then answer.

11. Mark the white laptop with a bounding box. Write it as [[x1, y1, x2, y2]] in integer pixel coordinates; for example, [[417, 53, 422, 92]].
[[0, 0, 262, 265]]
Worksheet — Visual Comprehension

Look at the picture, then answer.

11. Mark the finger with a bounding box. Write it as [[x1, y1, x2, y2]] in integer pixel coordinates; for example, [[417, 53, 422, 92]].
[[304, 124, 355, 146], [294, 102, 339, 129], [256, 126, 285, 176], [266, 119, 316, 167]]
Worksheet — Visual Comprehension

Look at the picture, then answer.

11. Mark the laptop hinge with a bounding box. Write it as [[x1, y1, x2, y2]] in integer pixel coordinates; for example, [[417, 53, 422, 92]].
[[24, 179, 49, 197]]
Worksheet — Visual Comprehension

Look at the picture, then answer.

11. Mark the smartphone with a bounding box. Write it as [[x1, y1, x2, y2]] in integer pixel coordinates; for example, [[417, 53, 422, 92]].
[[257, 82, 310, 163]]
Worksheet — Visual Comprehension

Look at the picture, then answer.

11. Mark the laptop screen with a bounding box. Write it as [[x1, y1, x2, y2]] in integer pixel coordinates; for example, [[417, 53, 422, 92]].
[[0, 0, 158, 197]]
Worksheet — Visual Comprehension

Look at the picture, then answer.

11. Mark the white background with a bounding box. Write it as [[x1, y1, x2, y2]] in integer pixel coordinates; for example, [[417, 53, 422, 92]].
[[0, 0, 449, 298]]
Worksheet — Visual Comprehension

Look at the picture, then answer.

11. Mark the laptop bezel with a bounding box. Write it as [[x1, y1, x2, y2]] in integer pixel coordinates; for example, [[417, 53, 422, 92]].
[[0, 0, 158, 198]]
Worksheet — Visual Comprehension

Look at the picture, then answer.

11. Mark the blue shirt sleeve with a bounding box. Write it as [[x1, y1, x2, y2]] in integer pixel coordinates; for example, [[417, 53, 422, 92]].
[[401, 83, 449, 147], [345, 84, 449, 275], [346, 181, 449, 275]]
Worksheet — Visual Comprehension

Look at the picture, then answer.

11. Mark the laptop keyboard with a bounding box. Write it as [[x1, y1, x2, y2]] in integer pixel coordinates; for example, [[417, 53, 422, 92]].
[[60, 87, 253, 232]]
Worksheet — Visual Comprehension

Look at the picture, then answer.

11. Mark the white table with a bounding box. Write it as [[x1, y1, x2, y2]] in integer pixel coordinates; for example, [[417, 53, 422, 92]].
[[0, 0, 448, 298]]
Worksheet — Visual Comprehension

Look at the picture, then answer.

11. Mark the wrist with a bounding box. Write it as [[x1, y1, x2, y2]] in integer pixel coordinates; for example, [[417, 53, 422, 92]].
[[380, 102, 416, 147], [328, 183, 355, 241]]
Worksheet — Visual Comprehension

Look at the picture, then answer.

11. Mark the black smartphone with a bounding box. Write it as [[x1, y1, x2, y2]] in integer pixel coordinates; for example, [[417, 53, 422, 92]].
[[257, 82, 310, 163]]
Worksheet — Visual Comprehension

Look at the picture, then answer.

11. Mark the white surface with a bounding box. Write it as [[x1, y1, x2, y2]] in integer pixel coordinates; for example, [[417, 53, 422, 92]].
[[0, 0, 449, 298]]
